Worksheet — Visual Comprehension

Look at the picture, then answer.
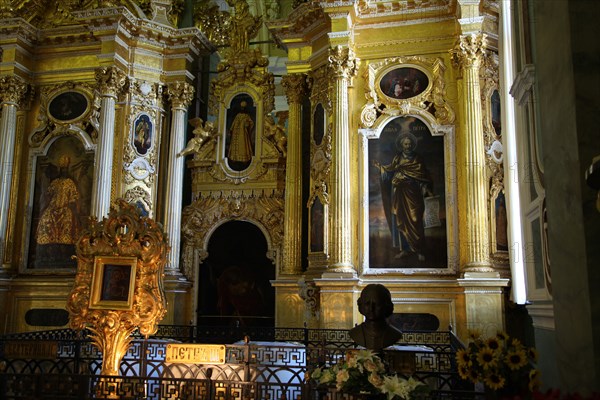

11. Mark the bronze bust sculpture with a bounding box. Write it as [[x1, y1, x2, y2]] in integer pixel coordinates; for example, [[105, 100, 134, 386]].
[[349, 284, 402, 352]]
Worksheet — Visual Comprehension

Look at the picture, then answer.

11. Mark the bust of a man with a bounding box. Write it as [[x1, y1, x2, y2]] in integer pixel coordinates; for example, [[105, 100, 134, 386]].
[[349, 284, 402, 352]]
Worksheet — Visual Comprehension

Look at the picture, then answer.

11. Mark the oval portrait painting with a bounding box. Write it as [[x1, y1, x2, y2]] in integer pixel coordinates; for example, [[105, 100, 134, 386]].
[[48, 91, 89, 122], [380, 67, 429, 100]]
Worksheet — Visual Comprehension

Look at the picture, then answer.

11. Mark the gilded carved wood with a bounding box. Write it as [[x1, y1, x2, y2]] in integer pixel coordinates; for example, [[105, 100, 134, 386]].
[[181, 0, 284, 283], [67, 199, 168, 375]]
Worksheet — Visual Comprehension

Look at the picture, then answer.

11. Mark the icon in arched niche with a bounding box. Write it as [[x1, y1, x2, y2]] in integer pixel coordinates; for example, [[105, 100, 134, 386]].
[[369, 116, 447, 268], [225, 93, 256, 171], [133, 114, 153, 156], [28, 136, 94, 269], [380, 67, 429, 100]]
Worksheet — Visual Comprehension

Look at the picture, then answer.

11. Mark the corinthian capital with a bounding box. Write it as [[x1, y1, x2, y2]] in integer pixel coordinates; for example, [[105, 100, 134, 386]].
[[281, 74, 307, 104], [451, 33, 488, 69], [328, 46, 359, 80], [0, 75, 29, 105], [95, 66, 128, 97], [167, 81, 195, 109]]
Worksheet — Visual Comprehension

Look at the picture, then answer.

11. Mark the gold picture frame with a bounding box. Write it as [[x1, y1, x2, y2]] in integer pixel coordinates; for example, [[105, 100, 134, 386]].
[[90, 256, 138, 310]]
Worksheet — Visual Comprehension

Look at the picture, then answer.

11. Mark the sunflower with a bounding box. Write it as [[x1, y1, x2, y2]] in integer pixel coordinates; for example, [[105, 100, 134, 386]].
[[456, 348, 471, 367], [527, 347, 539, 363], [458, 363, 470, 380], [468, 367, 479, 383], [496, 331, 509, 341], [486, 337, 500, 352], [468, 329, 482, 340], [528, 369, 541, 392], [505, 348, 528, 370], [484, 372, 506, 390], [476, 346, 497, 370]]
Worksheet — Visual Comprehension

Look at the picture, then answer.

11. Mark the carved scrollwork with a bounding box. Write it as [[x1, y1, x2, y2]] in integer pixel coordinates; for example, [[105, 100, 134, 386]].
[[167, 81, 195, 109], [123, 185, 152, 214], [30, 81, 97, 148], [180, 190, 284, 280], [360, 102, 378, 128], [67, 199, 168, 375], [362, 56, 455, 128], [298, 279, 320, 318], [308, 66, 332, 113], [328, 46, 359, 80], [0, 74, 29, 105], [282, 74, 307, 105], [451, 33, 488, 70], [95, 66, 128, 98]]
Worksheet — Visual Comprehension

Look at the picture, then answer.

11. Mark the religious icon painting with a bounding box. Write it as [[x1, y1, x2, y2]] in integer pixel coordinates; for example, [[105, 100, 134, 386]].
[[368, 116, 447, 268], [27, 135, 94, 270], [48, 91, 90, 123], [310, 197, 325, 253], [133, 114, 153, 156], [491, 89, 501, 136], [90, 256, 137, 310], [313, 103, 325, 146], [494, 192, 509, 252], [379, 66, 429, 100], [225, 93, 256, 171]]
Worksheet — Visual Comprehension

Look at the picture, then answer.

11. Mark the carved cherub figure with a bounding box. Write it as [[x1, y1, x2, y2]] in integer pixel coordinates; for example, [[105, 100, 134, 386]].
[[178, 118, 217, 157], [264, 113, 287, 157]]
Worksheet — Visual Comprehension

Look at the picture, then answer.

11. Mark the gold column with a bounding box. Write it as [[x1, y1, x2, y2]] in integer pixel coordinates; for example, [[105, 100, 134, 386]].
[[0, 75, 27, 267], [327, 46, 358, 274], [452, 34, 494, 272], [164, 81, 195, 274], [281, 74, 307, 275], [92, 66, 127, 220]]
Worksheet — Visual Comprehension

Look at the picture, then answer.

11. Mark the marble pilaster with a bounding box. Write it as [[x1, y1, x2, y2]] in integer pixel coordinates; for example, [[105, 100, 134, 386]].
[[91, 67, 127, 220], [0, 75, 28, 266], [164, 81, 195, 274], [281, 74, 307, 275]]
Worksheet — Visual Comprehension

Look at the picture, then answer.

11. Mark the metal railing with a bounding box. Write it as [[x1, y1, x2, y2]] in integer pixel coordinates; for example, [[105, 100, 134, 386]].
[[0, 326, 480, 399]]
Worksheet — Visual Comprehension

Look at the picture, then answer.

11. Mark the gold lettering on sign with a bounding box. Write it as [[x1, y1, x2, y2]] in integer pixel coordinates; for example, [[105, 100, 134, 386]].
[[4, 341, 58, 359], [165, 344, 226, 364]]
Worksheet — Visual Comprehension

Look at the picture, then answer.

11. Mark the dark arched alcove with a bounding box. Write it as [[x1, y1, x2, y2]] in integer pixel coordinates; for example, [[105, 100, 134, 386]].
[[197, 220, 275, 327]]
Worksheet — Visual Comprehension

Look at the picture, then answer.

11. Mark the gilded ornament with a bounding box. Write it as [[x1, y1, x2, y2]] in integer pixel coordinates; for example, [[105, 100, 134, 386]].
[[328, 46, 359, 80], [298, 280, 320, 317], [451, 33, 488, 69], [193, 0, 231, 47], [360, 103, 378, 128], [167, 81, 195, 108], [67, 199, 168, 376], [180, 190, 284, 279], [179, 118, 218, 158], [95, 66, 128, 98], [282, 74, 307, 104], [0, 75, 29, 105], [123, 185, 152, 214], [264, 113, 287, 157]]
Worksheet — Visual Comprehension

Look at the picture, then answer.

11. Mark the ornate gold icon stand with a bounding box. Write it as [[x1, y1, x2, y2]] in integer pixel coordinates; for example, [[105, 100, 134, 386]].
[[67, 199, 169, 395]]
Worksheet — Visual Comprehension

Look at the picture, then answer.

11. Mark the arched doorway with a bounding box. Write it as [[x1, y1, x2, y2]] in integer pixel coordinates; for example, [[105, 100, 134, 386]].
[[197, 220, 275, 327]]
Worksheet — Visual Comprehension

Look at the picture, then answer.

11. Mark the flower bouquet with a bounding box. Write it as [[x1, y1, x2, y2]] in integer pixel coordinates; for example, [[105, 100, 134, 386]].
[[310, 349, 429, 400], [456, 330, 541, 399]]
